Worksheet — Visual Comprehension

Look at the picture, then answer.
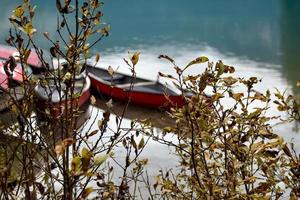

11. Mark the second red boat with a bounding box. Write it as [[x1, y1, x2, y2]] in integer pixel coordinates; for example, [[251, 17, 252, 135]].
[[87, 65, 186, 109]]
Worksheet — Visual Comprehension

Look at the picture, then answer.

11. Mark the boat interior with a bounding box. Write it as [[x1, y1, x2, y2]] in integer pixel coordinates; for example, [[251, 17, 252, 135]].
[[35, 76, 90, 103], [87, 66, 178, 95]]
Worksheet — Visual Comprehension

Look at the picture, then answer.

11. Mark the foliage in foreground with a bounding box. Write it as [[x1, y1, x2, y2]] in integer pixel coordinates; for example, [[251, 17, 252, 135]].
[[149, 56, 300, 199], [0, 0, 300, 200]]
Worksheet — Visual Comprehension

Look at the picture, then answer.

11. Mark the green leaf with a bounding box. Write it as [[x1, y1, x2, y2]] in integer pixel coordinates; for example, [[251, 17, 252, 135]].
[[184, 56, 209, 70], [82, 147, 93, 160], [216, 61, 225, 77], [24, 23, 37, 37]]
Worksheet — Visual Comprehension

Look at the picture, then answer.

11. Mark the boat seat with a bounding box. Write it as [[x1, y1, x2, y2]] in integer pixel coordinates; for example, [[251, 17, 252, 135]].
[[102, 74, 126, 82], [119, 81, 155, 89]]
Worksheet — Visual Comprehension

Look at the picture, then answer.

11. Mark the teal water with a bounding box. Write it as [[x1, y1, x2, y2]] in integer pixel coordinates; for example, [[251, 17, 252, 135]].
[[1, 1, 299, 92]]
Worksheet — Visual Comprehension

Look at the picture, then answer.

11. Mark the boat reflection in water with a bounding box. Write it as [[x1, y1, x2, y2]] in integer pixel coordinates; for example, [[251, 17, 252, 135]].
[[36, 103, 92, 148], [0, 109, 44, 190], [90, 92, 175, 130]]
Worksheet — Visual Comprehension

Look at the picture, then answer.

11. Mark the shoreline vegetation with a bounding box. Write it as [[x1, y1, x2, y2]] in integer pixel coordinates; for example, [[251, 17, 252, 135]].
[[0, 0, 299, 199]]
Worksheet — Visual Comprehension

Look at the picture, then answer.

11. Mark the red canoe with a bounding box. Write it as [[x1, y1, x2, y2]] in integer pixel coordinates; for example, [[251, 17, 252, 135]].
[[86, 66, 186, 109], [0, 44, 51, 74]]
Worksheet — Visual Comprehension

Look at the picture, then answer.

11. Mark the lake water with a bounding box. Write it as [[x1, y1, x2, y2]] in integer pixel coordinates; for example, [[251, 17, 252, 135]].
[[1, 0, 300, 189], [1, 1, 299, 91]]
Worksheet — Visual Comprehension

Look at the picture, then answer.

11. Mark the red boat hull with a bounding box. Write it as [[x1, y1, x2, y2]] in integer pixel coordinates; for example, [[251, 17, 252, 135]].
[[89, 76, 185, 109], [35, 76, 91, 119], [36, 89, 91, 119], [0, 44, 43, 68], [0, 62, 24, 91]]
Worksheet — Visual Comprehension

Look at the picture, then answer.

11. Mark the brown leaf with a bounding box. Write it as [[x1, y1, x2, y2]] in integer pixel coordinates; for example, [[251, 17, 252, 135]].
[[87, 130, 98, 138], [232, 93, 244, 101], [131, 52, 140, 66], [62, 138, 74, 147], [158, 55, 175, 64], [95, 53, 100, 62]]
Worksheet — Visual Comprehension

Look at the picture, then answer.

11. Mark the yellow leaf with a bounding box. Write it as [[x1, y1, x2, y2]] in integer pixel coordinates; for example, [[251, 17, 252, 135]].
[[98, 25, 110, 36], [23, 49, 31, 63], [71, 156, 81, 173], [82, 147, 93, 160], [107, 66, 114, 76], [24, 23, 37, 37], [131, 52, 140, 66], [90, 95, 96, 105], [232, 93, 244, 101], [63, 72, 72, 82], [268, 136, 284, 147], [163, 126, 172, 133], [290, 192, 298, 200], [81, 148, 93, 172], [212, 93, 224, 101], [253, 92, 267, 102], [14, 5, 24, 18], [103, 191, 110, 198], [82, 187, 94, 198], [185, 56, 209, 69], [222, 76, 238, 86], [277, 104, 288, 111], [10, 105, 18, 113]]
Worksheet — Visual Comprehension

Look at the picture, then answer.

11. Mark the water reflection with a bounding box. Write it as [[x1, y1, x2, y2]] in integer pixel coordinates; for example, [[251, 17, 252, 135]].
[[92, 94, 174, 129], [280, 0, 300, 94], [0, 0, 282, 63], [0, 0, 298, 95]]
